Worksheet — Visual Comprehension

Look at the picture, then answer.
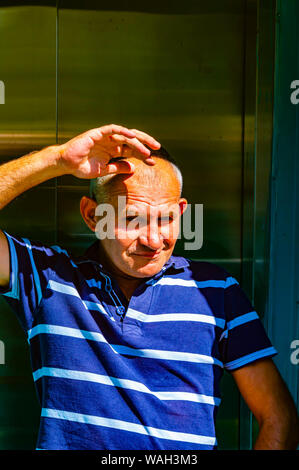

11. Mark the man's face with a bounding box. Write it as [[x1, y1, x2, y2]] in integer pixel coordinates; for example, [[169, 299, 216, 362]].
[[96, 161, 187, 279]]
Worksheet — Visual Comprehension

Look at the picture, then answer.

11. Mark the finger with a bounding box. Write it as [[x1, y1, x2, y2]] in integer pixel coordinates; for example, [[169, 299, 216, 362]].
[[121, 146, 156, 165], [101, 160, 136, 176], [108, 135, 152, 157], [84, 125, 136, 145], [129, 129, 161, 150], [114, 145, 123, 156], [97, 124, 137, 139]]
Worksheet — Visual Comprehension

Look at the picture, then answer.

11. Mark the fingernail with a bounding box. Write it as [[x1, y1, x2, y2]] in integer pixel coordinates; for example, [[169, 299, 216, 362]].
[[128, 162, 135, 172]]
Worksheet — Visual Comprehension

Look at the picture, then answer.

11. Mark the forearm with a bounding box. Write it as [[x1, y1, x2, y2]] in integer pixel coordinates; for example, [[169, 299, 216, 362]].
[[0, 145, 65, 210], [0, 125, 160, 211], [253, 416, 299, 450]]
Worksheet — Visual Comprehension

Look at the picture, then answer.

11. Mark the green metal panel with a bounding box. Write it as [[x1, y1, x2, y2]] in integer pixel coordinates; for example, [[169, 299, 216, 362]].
[[241, 0, 276, 449], [0, 0, 278, 450], [0, 3, 57, 449], [58, 0, 248, 449], [267, 0, 299, 411], [250, 0, 276, 447]]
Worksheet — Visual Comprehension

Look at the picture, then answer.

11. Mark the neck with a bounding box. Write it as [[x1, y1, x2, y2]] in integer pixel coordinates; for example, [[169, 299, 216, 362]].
[[96, 243, 143, 301]]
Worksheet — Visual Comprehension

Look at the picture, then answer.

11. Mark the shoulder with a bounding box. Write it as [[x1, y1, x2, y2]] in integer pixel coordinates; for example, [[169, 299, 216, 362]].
[[14, 233, 79, 271], [173, 255, 234, 283]]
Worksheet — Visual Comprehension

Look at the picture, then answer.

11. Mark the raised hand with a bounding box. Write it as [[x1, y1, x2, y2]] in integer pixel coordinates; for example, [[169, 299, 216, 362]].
[[58, 124, 161, 179]]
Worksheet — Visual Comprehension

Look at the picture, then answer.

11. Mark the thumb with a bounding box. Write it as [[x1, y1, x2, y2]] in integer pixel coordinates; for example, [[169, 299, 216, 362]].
[[101, 160, 135, 176]]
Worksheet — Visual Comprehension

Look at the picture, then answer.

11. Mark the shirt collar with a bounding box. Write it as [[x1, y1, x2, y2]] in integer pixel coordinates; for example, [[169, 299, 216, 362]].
[[82, 239, 102, 264], [163, 254, 190, 270]]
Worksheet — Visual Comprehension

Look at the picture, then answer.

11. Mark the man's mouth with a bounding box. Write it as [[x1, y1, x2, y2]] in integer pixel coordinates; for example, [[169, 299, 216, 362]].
[[133, 251, 161, 259]]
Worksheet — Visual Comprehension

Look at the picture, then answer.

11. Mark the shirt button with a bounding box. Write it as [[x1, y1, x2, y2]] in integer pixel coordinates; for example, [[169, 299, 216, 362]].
[[116, 306, 125, 315]]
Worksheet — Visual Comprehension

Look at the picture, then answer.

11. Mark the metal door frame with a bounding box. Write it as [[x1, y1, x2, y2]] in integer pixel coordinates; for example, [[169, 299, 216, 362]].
[[241, 0, 276, 449]]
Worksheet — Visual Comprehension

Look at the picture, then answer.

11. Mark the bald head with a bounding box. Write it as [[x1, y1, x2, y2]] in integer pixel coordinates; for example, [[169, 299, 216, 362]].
[[90, 154, 183, 204]]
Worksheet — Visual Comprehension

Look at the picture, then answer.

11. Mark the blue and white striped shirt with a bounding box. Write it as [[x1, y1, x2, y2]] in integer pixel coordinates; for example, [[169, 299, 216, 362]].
[[0, 231, 277, 450]]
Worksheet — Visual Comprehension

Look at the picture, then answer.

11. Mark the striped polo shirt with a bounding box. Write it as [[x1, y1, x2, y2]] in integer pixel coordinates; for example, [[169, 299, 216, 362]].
[[0, 231, 277, 450]]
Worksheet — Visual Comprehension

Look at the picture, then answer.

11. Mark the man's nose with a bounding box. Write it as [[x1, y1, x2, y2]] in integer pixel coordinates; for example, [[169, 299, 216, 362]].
[[139, 223, 163, 250]]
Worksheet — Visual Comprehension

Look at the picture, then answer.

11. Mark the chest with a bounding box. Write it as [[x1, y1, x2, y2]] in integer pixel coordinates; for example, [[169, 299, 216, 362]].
[[35, 271, 226, 352]]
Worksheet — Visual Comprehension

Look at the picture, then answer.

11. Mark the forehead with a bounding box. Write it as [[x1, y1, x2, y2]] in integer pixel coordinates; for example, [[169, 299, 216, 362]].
[[106, 161, 181, 208], [108, 180, 180, 209]]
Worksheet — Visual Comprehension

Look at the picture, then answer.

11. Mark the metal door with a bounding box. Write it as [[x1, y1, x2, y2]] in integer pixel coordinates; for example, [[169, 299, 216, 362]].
[[0, 0, 275, 449]]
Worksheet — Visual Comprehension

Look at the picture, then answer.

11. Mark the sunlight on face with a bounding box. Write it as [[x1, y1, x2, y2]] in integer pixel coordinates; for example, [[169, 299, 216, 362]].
[[98, 198, 184, 278], [96, 158, 187, 278]]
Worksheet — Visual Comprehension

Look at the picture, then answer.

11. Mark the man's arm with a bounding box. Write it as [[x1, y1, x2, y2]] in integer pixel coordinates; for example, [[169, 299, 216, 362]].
[[231, 358, 299, 449], [0, 124, 160, 287], [0, 146, 64, 287]]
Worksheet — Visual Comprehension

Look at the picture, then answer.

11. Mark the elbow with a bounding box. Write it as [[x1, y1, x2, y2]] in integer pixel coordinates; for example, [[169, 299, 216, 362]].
[[258, 405, 299, 449], [284, 411, 299, 449], [291, 412, 299, 448], [282, 403, 299, 448]]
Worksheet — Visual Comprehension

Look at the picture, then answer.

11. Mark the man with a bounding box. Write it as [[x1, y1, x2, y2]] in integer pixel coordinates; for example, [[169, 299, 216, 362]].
[[0, 124, 298, 450]]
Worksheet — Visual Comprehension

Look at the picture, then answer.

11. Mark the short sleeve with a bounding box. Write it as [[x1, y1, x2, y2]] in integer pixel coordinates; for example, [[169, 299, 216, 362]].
[[219, 276, 278, 371], [0, 231, 63, 332]]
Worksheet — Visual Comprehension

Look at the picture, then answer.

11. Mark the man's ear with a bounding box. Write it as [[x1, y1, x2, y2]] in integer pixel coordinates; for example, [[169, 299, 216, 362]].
[[80, 196, 98, 232], [178, 198, 188, 215]]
